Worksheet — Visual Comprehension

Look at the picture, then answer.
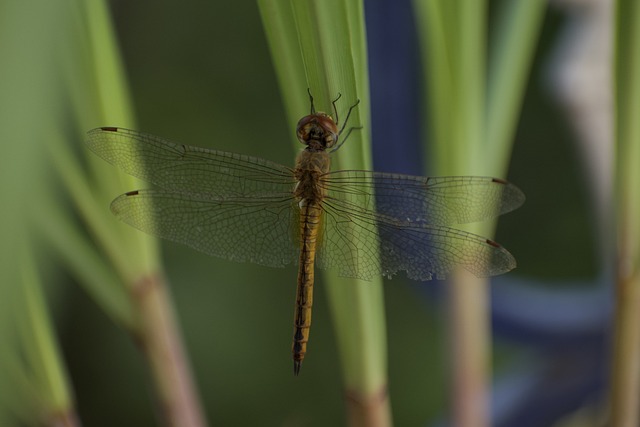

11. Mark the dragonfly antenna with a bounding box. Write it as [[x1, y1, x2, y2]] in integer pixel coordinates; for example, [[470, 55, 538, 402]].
[[331, 98, 362, 153], [307, 88, 316, 114]]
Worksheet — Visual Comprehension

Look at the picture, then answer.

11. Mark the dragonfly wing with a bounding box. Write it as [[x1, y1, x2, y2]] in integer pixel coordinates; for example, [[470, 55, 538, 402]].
[[374, 222, 516, 280], [322, 171, 524, 226], [316, 195, 516, 281], [111, 190, 300, 268], [87, 127, 296, 195]]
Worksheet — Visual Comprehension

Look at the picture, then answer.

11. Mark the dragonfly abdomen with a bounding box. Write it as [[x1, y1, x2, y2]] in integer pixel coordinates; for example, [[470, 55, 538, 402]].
[[292, 202, 323, 375]]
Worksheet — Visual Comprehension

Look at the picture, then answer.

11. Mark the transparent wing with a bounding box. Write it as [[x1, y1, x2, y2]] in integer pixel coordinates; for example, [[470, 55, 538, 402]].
[[317, 195, 516, 281], [88, 127, 523, 280], [86, 127, 296, 195], [111, 190, 300, 268], [322, 171, 525, 225], [315, 171, 523, 280]]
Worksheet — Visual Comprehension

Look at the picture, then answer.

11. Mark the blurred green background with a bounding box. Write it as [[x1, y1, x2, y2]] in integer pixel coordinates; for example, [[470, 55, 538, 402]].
[[3, 0, 600, 425]]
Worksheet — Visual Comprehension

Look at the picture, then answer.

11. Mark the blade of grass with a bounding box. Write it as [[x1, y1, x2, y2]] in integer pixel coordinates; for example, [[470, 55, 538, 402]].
[[486, 1, 546, 173], [49, 127, 145, 289], [415, 0, 455, 171], [610, 0, 640, 425], [81, 0, 159, 279], [414, 2, 491, 425], [0, 247, 80, 427], [0, 1, 80, 424], [258, 0, 390, 425], [81, 2, 208, 425], [19, 250, 79, 426], [413, 1, 542, 425], [47, 1, 208, 425], [258, 0, 309, 133]]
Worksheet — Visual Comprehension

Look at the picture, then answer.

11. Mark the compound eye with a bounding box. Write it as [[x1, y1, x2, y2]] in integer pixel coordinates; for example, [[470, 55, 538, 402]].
[[295, 112, 339, 148], [323, 131, 337, 148], [296, 115, 314, 145]]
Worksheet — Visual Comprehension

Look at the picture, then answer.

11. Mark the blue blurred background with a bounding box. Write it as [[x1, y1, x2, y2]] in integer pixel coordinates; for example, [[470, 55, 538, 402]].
[[55, 1, 608, 426]]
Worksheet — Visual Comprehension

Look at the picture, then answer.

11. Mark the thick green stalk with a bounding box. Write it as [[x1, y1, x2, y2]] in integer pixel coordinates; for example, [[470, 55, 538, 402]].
[[49, 1, 208, 425], [413, 1, 543, 426], [258, 1, 391, 425], [610, 0, 640, 425], [0, 1, 79, 424], [486, 1, 546, 174], [80, 2, 207, 426]]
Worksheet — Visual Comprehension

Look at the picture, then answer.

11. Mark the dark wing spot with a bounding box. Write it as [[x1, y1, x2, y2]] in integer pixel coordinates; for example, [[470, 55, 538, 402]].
[[485, 239, 501, 248]]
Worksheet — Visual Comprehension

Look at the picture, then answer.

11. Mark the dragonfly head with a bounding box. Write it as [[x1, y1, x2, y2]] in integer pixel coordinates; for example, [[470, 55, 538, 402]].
[[296, 112, 339, 151]]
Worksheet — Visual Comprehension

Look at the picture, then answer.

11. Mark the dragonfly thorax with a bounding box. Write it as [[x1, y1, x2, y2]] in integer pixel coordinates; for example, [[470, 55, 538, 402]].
[[296, 112, 338, 151], [293, 149, 331, 204]]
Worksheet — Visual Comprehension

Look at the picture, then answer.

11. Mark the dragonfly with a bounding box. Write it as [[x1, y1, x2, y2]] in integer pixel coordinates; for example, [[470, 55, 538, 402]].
[[86, 94, 524, 375]]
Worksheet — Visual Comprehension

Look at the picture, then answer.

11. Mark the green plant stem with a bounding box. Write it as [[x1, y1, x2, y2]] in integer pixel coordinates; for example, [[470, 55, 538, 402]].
[[133, 273, 207, 427], [413, 0, 543, 425], [10, 246, 80, 427], [0, 1, 81, 424], [486, 0, 546, 173], [414, 1, 490, 425], [610, 0, 640, 425], [258, 1, 390, 425], [446, 272, 490, 426], [46, 410, 81, 427], [610, 275, 640, 426], [20, 257, 73, 416], [68, 2, 208, 425]]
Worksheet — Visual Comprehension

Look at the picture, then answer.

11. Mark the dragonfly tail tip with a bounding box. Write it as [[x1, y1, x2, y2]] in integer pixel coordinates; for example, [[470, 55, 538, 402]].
[[293, 360, 302, 376]]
